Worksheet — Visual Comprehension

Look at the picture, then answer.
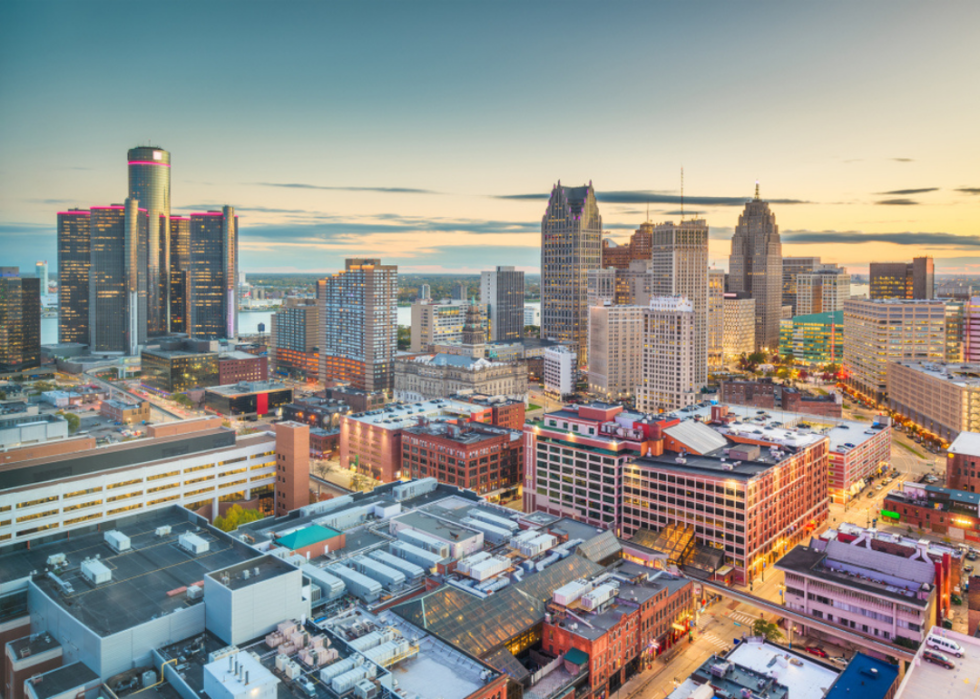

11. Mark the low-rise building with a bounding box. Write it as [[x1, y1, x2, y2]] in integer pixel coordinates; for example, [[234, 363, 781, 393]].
[[99, 398, 150, 425], [883, 481, 980, 542], [323, 384, 386, 413], [779, 310, 844, 365], [450, 393, 526, 430], [0, 409, 68, 449], [141, 348, 219, 393], [887, 361, 980, 444], [393, 353, 527, 402], [281, 395, 351, 430], [217, 350, 268, 385], [719, 379, 843, 418], [204, 381, 293, 417], [947, 431, 980, 493]]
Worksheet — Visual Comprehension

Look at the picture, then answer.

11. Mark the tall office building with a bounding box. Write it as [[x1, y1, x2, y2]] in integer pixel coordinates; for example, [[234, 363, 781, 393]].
[[128, 146, 171, 335], [541, 182, 602, 362], [782, 257, 822, 313], [271, 297, 320, 380], [187, 208, 238, 340], [707, 268, 725, 368], [89, 200, 147, 354], [57, 209, 91, 344], [168, 215, 191, 333], [318, 258, 398, 393], [723, 292, 756, 361], [35, 261, 48, 294], [796, 266, 850, 315], [588, 303, 644, 401], [636, 297, 697, 413], [480, 265, 524, 341], [729, 186, 782, 350], [870, 257, 934, 300], [649, 218, 709, 386], [600, 220, 653, 269], [0, 268, 41, 372]]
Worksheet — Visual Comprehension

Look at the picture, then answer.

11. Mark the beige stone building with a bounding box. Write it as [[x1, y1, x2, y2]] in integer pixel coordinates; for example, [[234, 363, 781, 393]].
[[587, 303, 644, 401], [393, 353, 528, 402], [410, 299, 487, 352], [887, 361, 980, 442], [723, 293, 756, 361], [796, 266, 850, 315], [637, 297, 697, 413], [708, 269, 725, 369]]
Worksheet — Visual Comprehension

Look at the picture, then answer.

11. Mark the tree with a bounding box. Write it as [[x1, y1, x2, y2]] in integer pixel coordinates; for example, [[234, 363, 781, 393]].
[[351, 472, 379, 493], [397, 326, 411, 351], [57, 411, 81, 434], [752, 618, 784, 643], [748, 351, 767, 365], [172, 393, 193, 408], [524, 325, 541, 339], [214, 505, 264, 532]]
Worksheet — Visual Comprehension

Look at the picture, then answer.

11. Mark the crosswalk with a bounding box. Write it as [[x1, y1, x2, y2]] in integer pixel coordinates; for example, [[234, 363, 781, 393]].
[[699, 632, 730, 652], [726, 611, 759, 626]]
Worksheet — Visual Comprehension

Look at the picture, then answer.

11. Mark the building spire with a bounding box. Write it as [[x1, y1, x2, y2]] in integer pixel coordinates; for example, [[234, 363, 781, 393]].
[[754, 180, 760, 201]]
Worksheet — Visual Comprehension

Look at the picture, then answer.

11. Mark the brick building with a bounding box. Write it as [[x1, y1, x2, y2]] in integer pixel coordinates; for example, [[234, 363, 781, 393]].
[[947, 431, 980, 492], [217, 351, 268, 385], [99, 398, 151, 425], [273, 421, 310, 517], [323, 385, 386, 413], [450, 394, 526, 431], [720, 379, 842, 418]]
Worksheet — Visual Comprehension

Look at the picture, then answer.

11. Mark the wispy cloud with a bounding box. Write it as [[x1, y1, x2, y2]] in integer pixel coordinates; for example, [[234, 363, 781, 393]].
[[957, 188, 980, 195], [876, 188, 938, 195], [253, 182, 440, 194], [782, 230, 980, 247], [24, 198, 78, 205], [497, 190, 809, 206], [891, 158, 914, 163], [875, 198, 919, 206]]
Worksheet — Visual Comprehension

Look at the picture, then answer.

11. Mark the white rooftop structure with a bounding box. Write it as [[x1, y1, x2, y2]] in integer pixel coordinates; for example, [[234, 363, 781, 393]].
[[896, 626, 980, 698], [726, 640, 838, 699], [949, 431, 980, 456], [345, 398, 486, 429], [663, 421, 728, 454]]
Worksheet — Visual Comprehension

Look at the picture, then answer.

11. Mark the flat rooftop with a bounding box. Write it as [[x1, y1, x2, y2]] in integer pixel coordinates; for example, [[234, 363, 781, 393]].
[[103, 398, 142, 410], [402, 420, 520, 446], [949, 430, 980, 457], [26, 661, 99, 699], [206, 381, 290, 396], [345, 398, 486, 429], [896, 627, 980, 698], [1, 508, 266, 636], [391, 509, 482, 543], [143, 348, 214, 359], [207, 554, 296, 591], [725, 641, 839, 699], [892, 361, 980, 388]]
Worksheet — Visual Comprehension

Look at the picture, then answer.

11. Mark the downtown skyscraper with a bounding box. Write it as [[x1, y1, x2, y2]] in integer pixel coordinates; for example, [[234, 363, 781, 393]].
[[187, 208, 239, 340], [0, 267, 41, 372], [128, 146, 171, 335], [541, 182, 602, 362], [480, 265, 524, 342], [728, 186, 783, 351], [57, 209, 91, 344]]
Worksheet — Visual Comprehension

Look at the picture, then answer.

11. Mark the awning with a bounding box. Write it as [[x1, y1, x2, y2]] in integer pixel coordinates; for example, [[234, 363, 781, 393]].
[[715, 565, 734, 576], [564, 648, 589, 666]]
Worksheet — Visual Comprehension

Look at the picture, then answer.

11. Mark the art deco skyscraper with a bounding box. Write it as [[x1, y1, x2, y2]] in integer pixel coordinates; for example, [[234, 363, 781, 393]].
[[649, 218, 709, 386], [188, 207, 238, 340], [0, 268, 41, 372], [480, 265, 524, 341], [128, 146, 171, 335], [729, 186, 782, 350], [318, 258, 398, 393], [57, 209, 91, 344], [541, 182, 602, 361]]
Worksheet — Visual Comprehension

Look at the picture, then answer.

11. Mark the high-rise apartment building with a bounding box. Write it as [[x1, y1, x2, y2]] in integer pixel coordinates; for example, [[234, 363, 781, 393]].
[[419, 283, 430, 300], [707, 269, 725, 369], [480, 265, 524, 341], [35, 261, 48, 294], [409, 299, 487, 352], [89, 201, 148, 354], [870, 257, 934, 300], [128, 146, 171, 335], [0, 268, 41, 372], [541, 182, 602, 362], [795, 266, 850, 315], [543, 345, 577, 397], [649, 219, 709, 387], [270, 297, 320, 380], [843, 298, 949, 402], [168, 215, 191, 333], [782, 257, 822, 313], [318, 259, 398, 393], [57, 209, 91, 344], [723, 293, 756, 361], [729, 187, 782, 350], [965, 297, 980, 362], [637, 297, 697, 413], [587, 304, 643, 401], [187, 207, 238, 340]]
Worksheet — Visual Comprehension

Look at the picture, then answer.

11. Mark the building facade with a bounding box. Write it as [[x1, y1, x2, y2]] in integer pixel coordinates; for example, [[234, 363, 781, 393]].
[[887, 362, 980, 444], [843, 299, 949, 403], [204, 381, 293, 417], [168, 215, 191, 333], [796, 267, 850, 315], [188, 208, 238, 340], [728, 187, 782, 350], [410, 299, 487, 353], [637, 297, 697, 414], [946, 432, 980, 494], [870, 257, 934, 300], [707, 269, 725, 369], [723, 293, 756, 361], [782, 257, 822, 315], [141, 349, 219, 393], [544, 345, 577, 398], [218, 351, 268, 385], [0, 269, 41, 373], [128, 146, 170, 336], [394, 353, 528, 402], [57, 210, 91, 344], [318, 259, 398, 394], [541, 183, 602, 362], [587, 304, 643, 402], [270, 297, 319, 380], [480, 266, 524, 342], [779, 310, 844, 365]]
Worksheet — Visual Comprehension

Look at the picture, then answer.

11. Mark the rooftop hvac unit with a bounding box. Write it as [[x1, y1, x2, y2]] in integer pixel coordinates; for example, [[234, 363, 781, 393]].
[[396, 529, 450, 558], [81, 559, 112, 585], [460, 517, 511, 545], [155, 526, 172, 537], [207, 646, 240, 664], [354, 679, 379, 699], [104, 530, 131, 553], [186, 584, 203, 600], [179, 532, 210, 555], [46, 553, 67, 567], [354, 556, 406, 589], [469, 509, 519, 532], [580, 583, 618, 611], [367, 550, 425, 581], [319, 659, 355, 683]]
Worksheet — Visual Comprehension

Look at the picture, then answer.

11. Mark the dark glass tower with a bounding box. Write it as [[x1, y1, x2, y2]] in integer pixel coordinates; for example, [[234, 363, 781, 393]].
[[128, 146, 171, 335], [0, 268, 41, 372], [188, 207, 238, 340], [89, 200, 148, 353], [169, 216, 191, 333], [57, 209, 92, 344]]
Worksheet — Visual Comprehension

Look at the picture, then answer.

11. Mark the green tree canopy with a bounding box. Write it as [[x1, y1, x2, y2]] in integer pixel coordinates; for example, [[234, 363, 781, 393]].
[[57, 411, 81, 434], [214, 505, 264, 532], [752, 618, 784, 643]]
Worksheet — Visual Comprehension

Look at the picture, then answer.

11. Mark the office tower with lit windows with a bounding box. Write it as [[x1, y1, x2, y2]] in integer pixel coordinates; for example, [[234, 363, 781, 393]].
[[708, 269, 725, 369], [35, 261, 48, 295], [541, 182, 602, 361], [636, 296, 698, 413], [271, 297, 320, 381], [729, 186, 782, 350], [168, 215, 191, 333], [795, 266, 850, 315], [0, 267, 41, 372], [187, 208, 238, 340], [89, 200, 148, 354], [318, 258, 398, 393], [57, 209, 91, 344], [480, 265, 524, 342], [869, 257, 934, 300], [649, 218, 709, 386], [723, 292, 756, 361], [587, 303, 644, 401], [782, 256, 822, 314], [128, 146, 171, 335]]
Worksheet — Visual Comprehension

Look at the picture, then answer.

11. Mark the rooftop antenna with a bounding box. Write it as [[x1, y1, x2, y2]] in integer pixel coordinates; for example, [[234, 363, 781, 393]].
[[754, 180, 760, 201], [680, 167, 684, 221]]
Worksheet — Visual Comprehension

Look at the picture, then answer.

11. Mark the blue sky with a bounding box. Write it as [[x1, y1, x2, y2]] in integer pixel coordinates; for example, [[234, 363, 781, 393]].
[[1, 1, 978, 275]]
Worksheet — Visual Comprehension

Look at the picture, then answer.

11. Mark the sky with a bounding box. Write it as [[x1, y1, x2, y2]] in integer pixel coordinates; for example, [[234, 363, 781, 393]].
[[1, 1, 978, 276]]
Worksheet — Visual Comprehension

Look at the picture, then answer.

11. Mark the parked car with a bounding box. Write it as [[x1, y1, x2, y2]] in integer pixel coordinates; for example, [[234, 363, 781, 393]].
[[923, 650, 955, 669], [964, 565, 974, 573], [804, 646, 828, 658], [866, 491, 875, 499], [967, 552, 978, 561]]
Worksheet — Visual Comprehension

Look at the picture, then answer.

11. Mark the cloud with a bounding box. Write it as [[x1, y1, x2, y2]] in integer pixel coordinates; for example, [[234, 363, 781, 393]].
[[876, 188, 938, 195], [891, 158, 914, 162], [497, 190, 808, 206], [253, 182, 440, 194], [782, 229, 980, 247], [24, 198, 78, 205], [875, 198, 918, 206], [957, 188, 980, 195]]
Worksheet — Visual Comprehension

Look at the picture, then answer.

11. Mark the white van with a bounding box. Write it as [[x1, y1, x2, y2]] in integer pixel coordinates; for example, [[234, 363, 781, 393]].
[[926, 634, 964, 657]]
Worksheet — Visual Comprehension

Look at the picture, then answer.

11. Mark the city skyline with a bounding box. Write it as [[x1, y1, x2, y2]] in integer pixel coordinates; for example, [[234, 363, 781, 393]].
[[2, 2, 979, 277]]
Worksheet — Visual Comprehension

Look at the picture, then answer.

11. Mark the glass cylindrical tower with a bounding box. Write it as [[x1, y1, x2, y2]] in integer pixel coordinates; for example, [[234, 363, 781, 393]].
[[128, 146, 171, 336]]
